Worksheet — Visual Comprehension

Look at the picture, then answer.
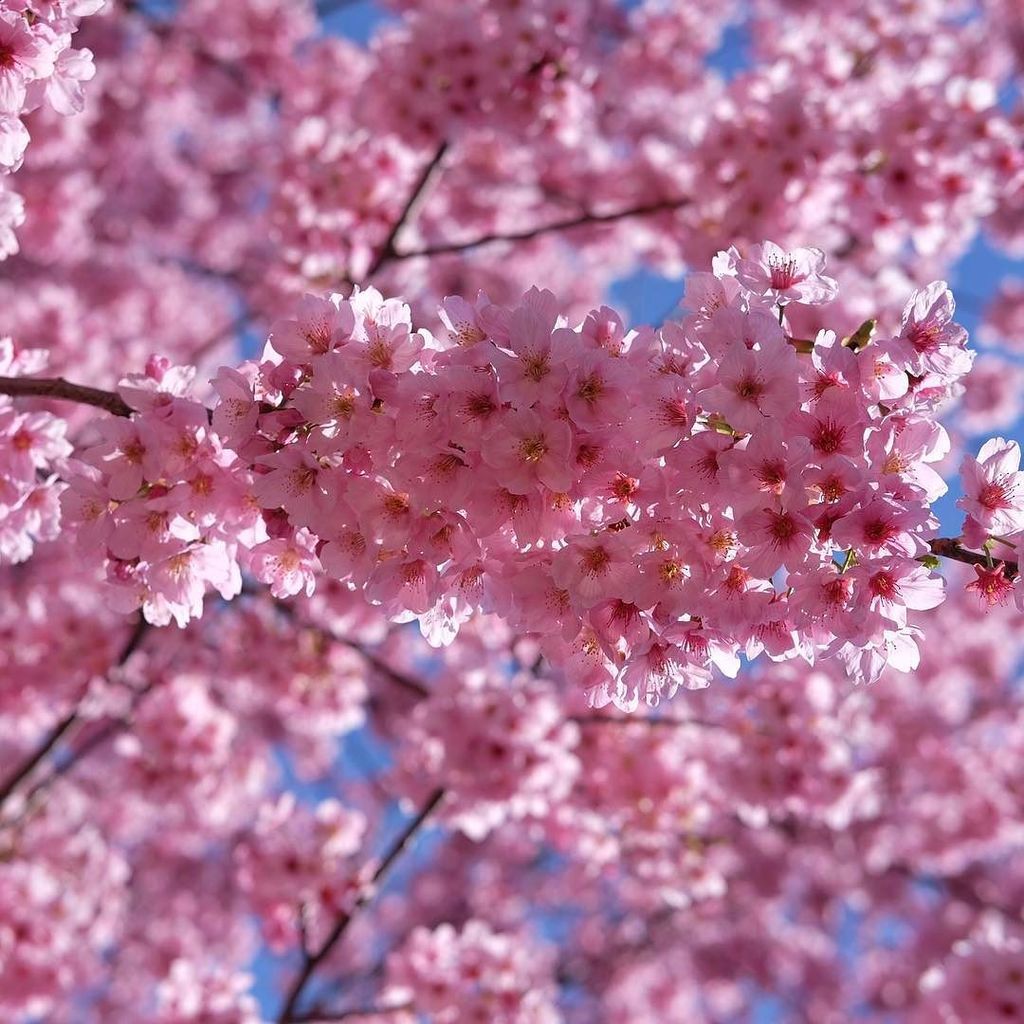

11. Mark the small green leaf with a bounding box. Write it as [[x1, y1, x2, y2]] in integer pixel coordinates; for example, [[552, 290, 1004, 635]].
[[843, 318, 876, 351]]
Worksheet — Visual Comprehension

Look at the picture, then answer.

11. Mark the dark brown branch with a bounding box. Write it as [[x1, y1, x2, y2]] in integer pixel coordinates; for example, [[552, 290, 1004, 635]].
[[293, 1005, 413, 1023], [389, 197, 691, 264], [17, 715, 126, 809], [0, 710, 81, 812], [276, 788, 446, 1023], [0, 376, 132, 417], [928, 538, 1019, 579], [5, 667, 172, 832], [0, 616, 149, 810], [365, 141, 450, 279]]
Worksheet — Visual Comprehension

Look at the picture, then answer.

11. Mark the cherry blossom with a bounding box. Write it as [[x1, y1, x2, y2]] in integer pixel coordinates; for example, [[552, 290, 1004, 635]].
[[959, 437, 1024, 539], [735, 241, 839, 306]]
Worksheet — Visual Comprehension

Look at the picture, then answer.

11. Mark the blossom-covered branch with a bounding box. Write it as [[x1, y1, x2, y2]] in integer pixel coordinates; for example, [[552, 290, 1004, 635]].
[[2, 244, 1009, 703]]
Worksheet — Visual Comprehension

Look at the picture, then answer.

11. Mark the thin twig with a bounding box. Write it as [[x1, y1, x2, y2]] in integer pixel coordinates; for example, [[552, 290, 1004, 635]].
[[292, 1005, 413, 1022], [365, 141, 450, 279], [0, 708, 82, 810], [276, 789, 446, 1023], [4, 670, 166, 832], [0, 376, 132, 417], [0, 616, 149, 810], [571, 714, 725, 731], [345, 643, 430, 699], [388, 197, 691, 264]]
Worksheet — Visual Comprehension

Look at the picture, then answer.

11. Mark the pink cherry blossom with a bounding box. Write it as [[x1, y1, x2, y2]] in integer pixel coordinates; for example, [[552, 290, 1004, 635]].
[[958, 437, 1024, 537], [890, 280, 973, 378], [699, 338, 801, 432], [735, 241, 839, 305], [479, 407, 574, 495], [0, 11, 57, 115], [965, 562, 1016, 609]]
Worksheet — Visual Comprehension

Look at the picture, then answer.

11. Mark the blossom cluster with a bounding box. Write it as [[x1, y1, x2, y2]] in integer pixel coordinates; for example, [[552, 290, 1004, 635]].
[[556, 713, 731, 908], [149, 959, 262, 1024], [234, 794, 366, 950], [360, 0, 608, 147], [0, 0, 100, 258], [0, 799, 127, 1018], [191, 242, 965, 708], [957, 437, 1024, 608], [391, 670, 580, 839], [383, 920, 562, 1024], [110, 671, 267, 832], [61, 358, 257, 626], [254, 0, 1024, 331], [915, 924, 1024, 1023], [0, 338, 70, 563], [214, 602, 370, 759]]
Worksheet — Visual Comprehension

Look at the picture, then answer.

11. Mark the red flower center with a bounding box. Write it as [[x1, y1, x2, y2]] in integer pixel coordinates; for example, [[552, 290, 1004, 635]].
[[979, 480, 1012, 511], [869, 571, 900, 600], [768, 254, 800, 289], [863, 518, 896, 544], [812, 419, 846, 455], [735, 375, 764, 401], [767, 510, 799, 544]]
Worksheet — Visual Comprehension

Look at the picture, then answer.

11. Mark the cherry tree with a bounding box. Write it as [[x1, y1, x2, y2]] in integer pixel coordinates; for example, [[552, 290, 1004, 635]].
[[2, 1, 1024, 1021]]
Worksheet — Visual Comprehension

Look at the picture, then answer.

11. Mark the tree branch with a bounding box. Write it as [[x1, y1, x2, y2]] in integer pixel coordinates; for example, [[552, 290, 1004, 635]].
[[388, 197, 691, 264], [3, 668, 171, 833], [365, 141, 450, 279], [928, 538, 1019, 579], [0, 615, 149, 811], [572, 714, 725, 731], [276, 788, 446, 1023], [292, 1005, 413, 1023], [0, 376, 132, 417]]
